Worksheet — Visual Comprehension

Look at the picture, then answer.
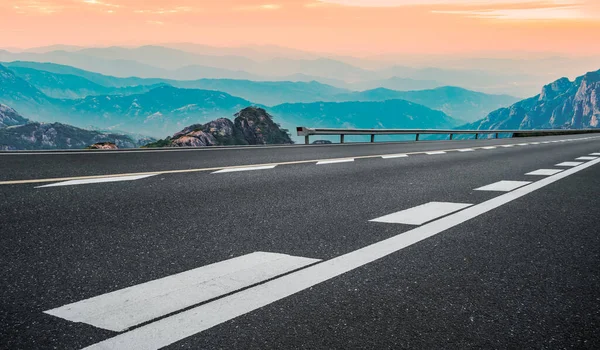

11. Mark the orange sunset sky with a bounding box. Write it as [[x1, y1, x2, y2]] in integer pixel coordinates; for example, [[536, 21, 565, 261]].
[[1, 0, 600, 55]]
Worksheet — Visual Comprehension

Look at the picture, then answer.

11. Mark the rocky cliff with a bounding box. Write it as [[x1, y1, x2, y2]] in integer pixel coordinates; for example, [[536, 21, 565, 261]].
[[0, 104, 29, 128], [469, 69, 600, 130], [145, 107, 293, 147], [0, 122, 151, 150]]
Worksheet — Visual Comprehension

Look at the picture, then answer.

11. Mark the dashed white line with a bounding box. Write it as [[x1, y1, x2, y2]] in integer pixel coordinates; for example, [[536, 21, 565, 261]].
[[45, 252, 320, 332], [517, 143, 529, 146], [381, 154, 408, 159], [575, 156, 598, 161], [212, 165, 276, 174], [426, 151, 446, 155], [588, 153, 600, 156], [474, 180, 531, 192], [501, 145, 515, 148], [458, 148, 475, 152], [556, 162, 584, 167], [316, 158, 355, 165], [526, 169, 564, 176], [482, 146, 497, 150], [370, 202, 472, 225], [82, 157, 600, 350], [35, 174, 157, 188]]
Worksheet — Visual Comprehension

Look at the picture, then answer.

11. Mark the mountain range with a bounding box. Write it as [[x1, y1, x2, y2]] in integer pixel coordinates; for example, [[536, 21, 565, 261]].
[[1, 62, 517, 122], [1, 57, 598, 150], [469, 69, 600, 130], [1, 45, 572, 96]]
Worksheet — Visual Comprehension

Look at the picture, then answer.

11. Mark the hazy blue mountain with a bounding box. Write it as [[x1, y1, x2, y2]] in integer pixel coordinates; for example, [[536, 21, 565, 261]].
[[8, 66, 165, 99], [5, 62, 351, 105], [52, 86, 254, 136], [77, 45, 258, 71], [4, 61, 169, 87], [0, 104, 29, 128], [174, 79, 349, 105], [350, 77, 442, 91], [269, 99, 461, 133], [0, 64, 56, 117], [468, 69, 600, 130], [334, 87, 519, 122]]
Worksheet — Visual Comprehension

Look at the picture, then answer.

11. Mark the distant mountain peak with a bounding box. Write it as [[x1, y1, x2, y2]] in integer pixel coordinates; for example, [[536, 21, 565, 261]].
[[470, 68, 600, 130]]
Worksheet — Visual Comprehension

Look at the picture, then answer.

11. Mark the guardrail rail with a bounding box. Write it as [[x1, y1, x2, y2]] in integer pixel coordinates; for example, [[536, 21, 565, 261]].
[[296, 127, 600, 145]]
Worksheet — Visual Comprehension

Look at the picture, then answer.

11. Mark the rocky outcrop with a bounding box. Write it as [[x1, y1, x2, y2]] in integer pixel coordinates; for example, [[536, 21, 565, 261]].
[[469, 69, 600, 130], [144, 107, 293, 147], [0, 104, 29, 128], [87, 142, 118, 150], [0, 122, 151, 150]]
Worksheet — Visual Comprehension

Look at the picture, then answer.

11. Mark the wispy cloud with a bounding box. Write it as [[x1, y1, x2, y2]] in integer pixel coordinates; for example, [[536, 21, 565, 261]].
[[318, 0, 596, 20], [235, 4, 283, 11]]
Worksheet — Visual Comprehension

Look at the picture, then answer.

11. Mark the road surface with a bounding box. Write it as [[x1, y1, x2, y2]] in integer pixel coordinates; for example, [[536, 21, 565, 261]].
[[1, 134, 600, 349]]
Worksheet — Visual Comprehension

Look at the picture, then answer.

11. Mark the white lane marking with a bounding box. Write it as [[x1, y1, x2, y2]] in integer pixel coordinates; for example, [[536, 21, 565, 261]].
[[316, 158, 355, 165], [575, 156, 598, 161], [590, 153, 600, 156], [458, 148, 475, 152], [46, 252, 319, 332], [426, 151, 446, 155], [482, 146, 497, 150], [381, 154, 408, 159], [370, 202, 472, 225], [517, 143, 529, 146], [83, 157, 600, 350], [526, 169, 564, 176], [542, 141, 552, 144], [474, 180, 531, 192], [35, 174, 157, 188], [212, 165, 276, 174], [530, 142, 541, 145], [556, 162, 584, 167], [501, 145, 515, 148]]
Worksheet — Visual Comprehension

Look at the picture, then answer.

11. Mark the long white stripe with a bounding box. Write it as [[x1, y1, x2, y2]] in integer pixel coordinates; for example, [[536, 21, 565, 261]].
[[576, 156, 598, 161], [36, 175, 157, 188], [316, 158, 354, 165], [590, 153, 600, 156], [370, 202, 472, 225], [46, 252, 319, 332], [458, 148, 475, 152], [482, 146, 497, 150], [501, 145, 515, 148], [426, 151, 446, 155], [83, 157, 600, 350], [212, 165, 276, 174]]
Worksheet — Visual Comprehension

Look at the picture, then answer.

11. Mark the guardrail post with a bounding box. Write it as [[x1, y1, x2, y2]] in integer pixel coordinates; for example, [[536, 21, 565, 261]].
[[475, 133, 479, 140], [495, 133, 499, 139], [416, 134, 420, 141], [305, 135, 309, 145], [370, 134, 375, 143], [449, 134, 453, 140], [340, 134, 345, 144]]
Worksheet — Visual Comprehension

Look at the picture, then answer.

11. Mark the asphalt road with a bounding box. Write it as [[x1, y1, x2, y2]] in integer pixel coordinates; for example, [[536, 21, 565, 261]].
[[1, 135, 600, 349]]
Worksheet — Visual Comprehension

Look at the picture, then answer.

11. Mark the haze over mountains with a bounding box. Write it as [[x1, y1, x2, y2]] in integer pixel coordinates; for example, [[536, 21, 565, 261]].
[[3, 44, 598, 97]]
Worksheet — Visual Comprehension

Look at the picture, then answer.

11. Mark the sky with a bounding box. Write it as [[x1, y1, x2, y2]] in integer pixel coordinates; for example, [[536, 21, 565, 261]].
[[1, 0, 600, 55]]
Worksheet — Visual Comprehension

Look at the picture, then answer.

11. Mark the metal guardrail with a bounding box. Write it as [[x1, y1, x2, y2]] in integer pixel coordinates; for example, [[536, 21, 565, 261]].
[[296, 127, 600, 145]]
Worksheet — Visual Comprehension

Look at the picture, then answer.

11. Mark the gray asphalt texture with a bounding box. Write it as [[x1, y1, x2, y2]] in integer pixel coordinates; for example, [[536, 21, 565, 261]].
[[1, 135, 599, 349]]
